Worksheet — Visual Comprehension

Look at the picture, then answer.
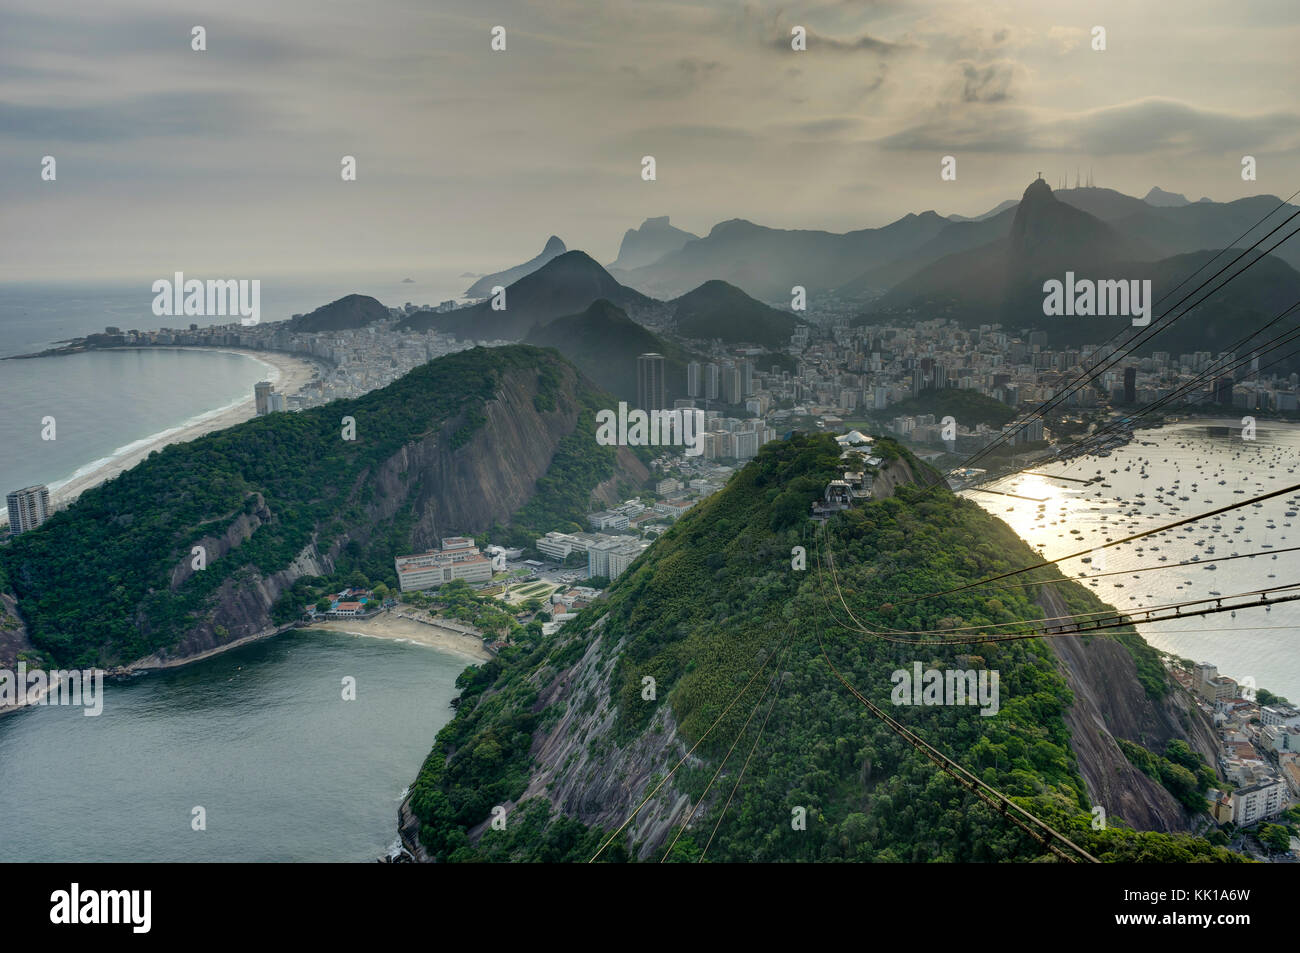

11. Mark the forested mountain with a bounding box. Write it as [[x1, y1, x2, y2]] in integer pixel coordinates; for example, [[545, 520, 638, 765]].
[[667, 279, 804, 348], [288, 294, 390, 332], [403, 433, 1235, 862], [0, 347, 647, 668], [524, 299, 697, 405]]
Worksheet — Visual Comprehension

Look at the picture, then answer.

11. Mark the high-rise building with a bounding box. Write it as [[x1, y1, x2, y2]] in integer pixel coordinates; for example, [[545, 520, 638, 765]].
[[6, 485, 51, 534], [254, 380, 274, 416], [740, 359, 753, 397], [721, 364, 741, 404], [703, 363, 719, 401], [1123, 367, 1136, 404], [686, 361, 701, 398], [1214, 376, 1233, 405], [637, 353, 667, 411]]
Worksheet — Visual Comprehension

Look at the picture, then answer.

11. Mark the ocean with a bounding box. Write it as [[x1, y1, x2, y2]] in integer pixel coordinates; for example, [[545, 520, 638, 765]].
[[0, 629, 471, 862], [965, 419, 1300, 701]]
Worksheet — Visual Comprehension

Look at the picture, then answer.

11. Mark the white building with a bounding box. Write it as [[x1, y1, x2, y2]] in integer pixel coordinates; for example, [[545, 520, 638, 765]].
[[395, 539, 494, 592], [1261, 705, 1300, 729], [1231, 778, 1284, 826], [6, 484, 51, 534]]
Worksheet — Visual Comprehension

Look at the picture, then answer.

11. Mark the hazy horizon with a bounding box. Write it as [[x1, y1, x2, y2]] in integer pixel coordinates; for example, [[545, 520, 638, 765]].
[[4, 0, 1299, 281]]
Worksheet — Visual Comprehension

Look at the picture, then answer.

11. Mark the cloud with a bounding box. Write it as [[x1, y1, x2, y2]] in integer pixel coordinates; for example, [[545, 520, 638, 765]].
[[959, 60, 1019, 103], [877, 98, 1300, 155], [769, 26, 909, 55]]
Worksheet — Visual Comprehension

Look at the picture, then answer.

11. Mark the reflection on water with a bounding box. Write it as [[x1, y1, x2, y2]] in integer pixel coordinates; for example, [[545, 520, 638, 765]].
[[965, 419, 1300, 700]]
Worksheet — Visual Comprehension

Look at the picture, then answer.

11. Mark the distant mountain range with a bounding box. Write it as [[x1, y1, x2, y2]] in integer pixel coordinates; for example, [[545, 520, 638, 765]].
[[589, 185, 1299, 304], [861, 179, 1300, 366], [402, 250, 804, 354], [285, 179, 1296, 377], [404, 251, 656, 341]]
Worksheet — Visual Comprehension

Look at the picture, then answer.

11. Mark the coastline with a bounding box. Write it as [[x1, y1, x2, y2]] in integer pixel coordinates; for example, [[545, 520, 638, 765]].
[[7, 347, 322, 518], [307, 614, 491, 663]]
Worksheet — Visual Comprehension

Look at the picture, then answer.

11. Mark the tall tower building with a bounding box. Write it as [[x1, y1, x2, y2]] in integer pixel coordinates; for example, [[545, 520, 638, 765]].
[[636, 353, 666, 411], [721, 364, 741, 404], [254, 380, 274, 416], [7, 484, 51, 535], [686, 361, 701, 398], [703, 363, 719, 401], [1214, 376, 1233, 405], [1123, 367, 1136, 404], [740, 359, 753, 397]]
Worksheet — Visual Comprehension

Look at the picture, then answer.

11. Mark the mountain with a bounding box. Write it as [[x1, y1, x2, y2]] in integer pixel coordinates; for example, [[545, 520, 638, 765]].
[[869, 179, 1151, 321], [524, 299, 695, 405], [0, 346, 648, 669], [864, 180, 1300, 368], [617, 212, 953, 301], [402, 251, 657, 342], [837, 207, 1017, 296], [1144, 187, 1191, 207], [946, 199, 1018, 223], [667, 279, 803, 348], [288, 294, 390, 333], [401, 432, 1235, 862], [1053, 186, 1153, 222], [608, 216, 699, 271], [465, 236, 568, 298]]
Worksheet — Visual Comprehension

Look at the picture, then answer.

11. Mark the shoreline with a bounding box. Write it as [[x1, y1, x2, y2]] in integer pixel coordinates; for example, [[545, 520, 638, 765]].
[[307, 614, 491, 663], [1, 346, 322, 522]]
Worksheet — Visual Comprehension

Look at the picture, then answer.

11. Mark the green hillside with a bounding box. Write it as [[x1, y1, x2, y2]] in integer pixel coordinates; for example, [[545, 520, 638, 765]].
[[670, 279, 803, 348], [408, 434, 1237, 862], [524, 299, 698, 405], [0, 347, 622, 666], [871, 388, 1017, 429]]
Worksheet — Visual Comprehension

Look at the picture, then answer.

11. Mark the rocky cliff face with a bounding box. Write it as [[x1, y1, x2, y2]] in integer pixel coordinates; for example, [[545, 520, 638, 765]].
[[127, 361, 640, 669], [1039, 586, 1219, 832], [0, 592, 36, 670]]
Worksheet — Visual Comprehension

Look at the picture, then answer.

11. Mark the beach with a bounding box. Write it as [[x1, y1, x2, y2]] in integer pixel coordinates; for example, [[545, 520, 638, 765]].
[[308, 613, 491, 663], [40, 347, 320, 512]]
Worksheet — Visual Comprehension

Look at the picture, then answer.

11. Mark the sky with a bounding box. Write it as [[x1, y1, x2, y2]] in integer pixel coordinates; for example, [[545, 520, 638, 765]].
[[3, 0, 1299, 282]]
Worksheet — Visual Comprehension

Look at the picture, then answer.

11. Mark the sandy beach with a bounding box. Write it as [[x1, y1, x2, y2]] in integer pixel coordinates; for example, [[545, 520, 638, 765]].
[[38, 347, 320, 512], [308, 614, 491, 663]]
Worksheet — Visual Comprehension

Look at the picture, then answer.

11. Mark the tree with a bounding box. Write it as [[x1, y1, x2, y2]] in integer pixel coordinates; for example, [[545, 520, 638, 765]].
[[315, 598, 332, 613], [372, 582, 390, 602]]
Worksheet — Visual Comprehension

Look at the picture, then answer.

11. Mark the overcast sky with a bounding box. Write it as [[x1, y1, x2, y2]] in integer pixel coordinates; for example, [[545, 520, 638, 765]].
[[4, 0, 1299, 281]]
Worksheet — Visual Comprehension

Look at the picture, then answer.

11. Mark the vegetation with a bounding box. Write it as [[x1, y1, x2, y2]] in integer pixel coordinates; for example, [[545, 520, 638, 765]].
[[1117, 738, 1215, 813], [409, 433, 1236, 862], [402, 579, 520, 640], [868, 388, 1017, 429], [0, 346, 624, 666]]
